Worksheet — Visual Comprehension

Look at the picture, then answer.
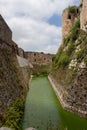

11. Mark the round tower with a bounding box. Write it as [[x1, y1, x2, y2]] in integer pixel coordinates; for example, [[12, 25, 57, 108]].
[[80, 0, 87, 31]]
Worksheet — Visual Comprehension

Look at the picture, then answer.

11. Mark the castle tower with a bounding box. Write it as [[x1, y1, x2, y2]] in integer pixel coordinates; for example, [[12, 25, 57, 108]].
[[80, 0, 87, 31], [62, 7, 79, 40]]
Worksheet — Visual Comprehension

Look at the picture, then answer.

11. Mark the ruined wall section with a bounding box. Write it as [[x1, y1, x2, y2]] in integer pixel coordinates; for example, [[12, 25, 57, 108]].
[[80, 0, 87, 31], [26, 52, 53, 65], [62, 7, 79, 40]]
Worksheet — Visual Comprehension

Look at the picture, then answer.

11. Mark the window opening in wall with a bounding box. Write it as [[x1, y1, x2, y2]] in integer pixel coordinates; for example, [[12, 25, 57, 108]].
[[77, 9, 79, 13], [68, 15, 71, 19], [34, 59, 36, 62], [34, 53, 36, 56]]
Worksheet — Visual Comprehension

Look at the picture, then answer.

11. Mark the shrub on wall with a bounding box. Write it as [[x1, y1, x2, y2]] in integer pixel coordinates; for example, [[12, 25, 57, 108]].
[[71, 18, 80, 42], [4, 98, 25, 130], [68, 6, 76, 13], [58, 53, 70, 68], [76, 48, 85, 60], [67, 43, 75, 55]]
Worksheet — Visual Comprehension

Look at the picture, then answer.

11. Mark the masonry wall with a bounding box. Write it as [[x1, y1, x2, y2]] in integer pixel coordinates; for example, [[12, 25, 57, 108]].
[[0, 15, 12, 44], [18, 48, 25, 58], [80, 0, 87, 31], [62, 7, 79, 40], [26, 52, 53, 65]]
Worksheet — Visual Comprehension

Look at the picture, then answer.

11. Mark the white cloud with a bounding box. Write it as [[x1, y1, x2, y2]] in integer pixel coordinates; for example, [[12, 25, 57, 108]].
[[0, 0, 79, 20], [0, 0, 80, 54], [8, 17, 62, 54]]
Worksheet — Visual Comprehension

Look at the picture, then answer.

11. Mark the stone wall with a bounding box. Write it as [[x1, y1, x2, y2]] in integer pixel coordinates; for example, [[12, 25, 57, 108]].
[[0, 15, 12, 44], [80, 0, 87, 31], [0, 15, 31, 127], [25, 52, 53, 65], [18, 48, 25, 58], [0, 45, 31, 126], [62, 7, 79, 40]]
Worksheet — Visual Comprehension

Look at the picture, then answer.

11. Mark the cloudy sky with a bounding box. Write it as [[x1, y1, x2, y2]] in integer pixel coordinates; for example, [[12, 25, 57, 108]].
[[0, 0, 80, 54]]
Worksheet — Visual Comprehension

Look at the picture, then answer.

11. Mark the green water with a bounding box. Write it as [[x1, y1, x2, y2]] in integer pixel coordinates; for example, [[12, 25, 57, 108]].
[[23, 76, 87, 130]]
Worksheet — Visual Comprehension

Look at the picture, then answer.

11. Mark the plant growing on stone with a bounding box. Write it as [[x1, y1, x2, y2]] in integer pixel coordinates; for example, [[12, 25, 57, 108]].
[[76, 48, 85, 61], [71, 18, 80, 42], [68, 6, 76, 13], [4, 98, 25, 130], [67, 43, 75, 55], [58, 53, 70, 68]]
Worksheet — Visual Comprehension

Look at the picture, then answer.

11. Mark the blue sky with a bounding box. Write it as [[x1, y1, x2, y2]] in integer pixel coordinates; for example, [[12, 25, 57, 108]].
[[48, 14, 62, 27], [0, 0, 80, 54]]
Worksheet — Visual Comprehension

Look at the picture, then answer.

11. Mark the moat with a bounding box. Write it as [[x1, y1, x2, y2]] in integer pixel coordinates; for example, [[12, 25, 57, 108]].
[[23, 76, 87, 130]]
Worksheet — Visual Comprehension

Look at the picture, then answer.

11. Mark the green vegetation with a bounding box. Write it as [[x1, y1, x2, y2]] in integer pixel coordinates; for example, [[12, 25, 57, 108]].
[[53, 43, 75, 69], [68, 6, 76, 13], [4, 98, 25, 130], [67, 43, 75, 55], [53, 46, 64, 64], [58, 53, 70, 68], [32, 64, 51, 75], [84, 58, 87, 65], [64, 35, 71, 46], [76, 48, 85, 61], [53, 47, 70, 69], [71, 18, 80, 42], [53, 18, 80, 69], [64, 18, 80, 44]]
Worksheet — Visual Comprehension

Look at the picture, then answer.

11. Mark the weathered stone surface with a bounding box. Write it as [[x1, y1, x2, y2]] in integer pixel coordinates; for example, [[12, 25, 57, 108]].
[[80, 0, 87, 31], [26, 128, 36, 130], [62, 7, 79, 40], [0, 127, 12, 130], [18, 48, 25, 58], [0, 15, 12, 44], [25, 52, 53, 65]]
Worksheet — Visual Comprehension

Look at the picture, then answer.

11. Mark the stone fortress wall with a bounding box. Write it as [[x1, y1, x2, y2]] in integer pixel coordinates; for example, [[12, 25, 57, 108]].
[[62, 0, 87, 40], [0, 15, 12, 44], [80, 0, 87, 31], [62, 6, 79, 40], [25, 52, 53, 65]]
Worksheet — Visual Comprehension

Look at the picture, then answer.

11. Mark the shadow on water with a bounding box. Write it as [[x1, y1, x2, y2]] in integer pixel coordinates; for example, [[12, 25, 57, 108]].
[[23, 76, 87, 130]]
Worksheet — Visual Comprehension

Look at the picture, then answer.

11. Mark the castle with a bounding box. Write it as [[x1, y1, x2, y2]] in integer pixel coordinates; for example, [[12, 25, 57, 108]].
[[62, 0, 87, 40]]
